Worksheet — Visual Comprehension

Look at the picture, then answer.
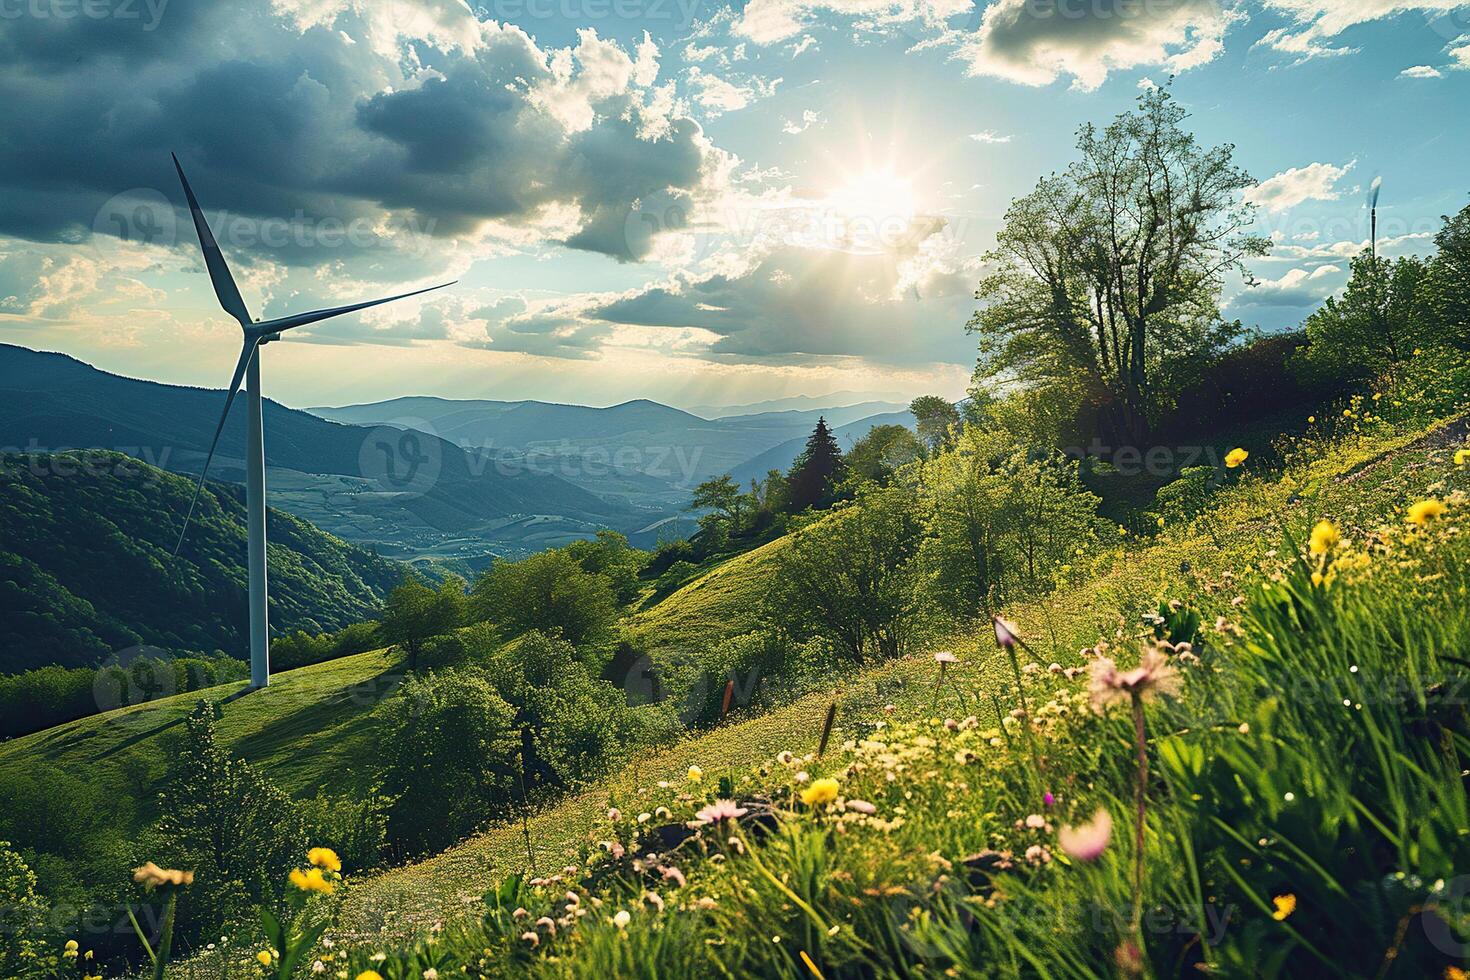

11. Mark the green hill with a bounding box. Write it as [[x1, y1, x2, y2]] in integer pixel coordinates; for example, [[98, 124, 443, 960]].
[[0, 449, 403, 671]]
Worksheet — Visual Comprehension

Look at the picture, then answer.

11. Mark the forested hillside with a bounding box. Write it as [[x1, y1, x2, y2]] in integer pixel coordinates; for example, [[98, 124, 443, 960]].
[[0, 450, 403, 671]]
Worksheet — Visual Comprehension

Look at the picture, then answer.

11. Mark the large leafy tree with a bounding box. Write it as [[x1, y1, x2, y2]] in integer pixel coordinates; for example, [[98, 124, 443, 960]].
[[970, 86, 1267, 445], [786, 417, 846, 512], [379, 574, 465, 671], [1294, 252, 1430, 383], [471, 550, 616, 652], [908, 396, 959, 453], [1424, 199, 1470, 349]]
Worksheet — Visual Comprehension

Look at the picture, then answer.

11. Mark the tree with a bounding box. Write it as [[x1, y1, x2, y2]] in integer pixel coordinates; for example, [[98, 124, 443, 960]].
[[564, 531, 647, 606], [154, 702, 307, 941], [471, 550, 617, 651], [970, 86, 1266, 445], [768, 488, 926, 661], [1424, 199, 1470, 350], [786, 417, 846, 512], [844, 424, 925, 489], [908, 396, 959, 453], [690, 474, 744, 534], [1294, 252, 1429, 383], [379, 574, 465, 671]]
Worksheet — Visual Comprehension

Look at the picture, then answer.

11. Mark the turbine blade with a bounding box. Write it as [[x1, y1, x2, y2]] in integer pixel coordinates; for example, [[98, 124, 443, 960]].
[[255, 281, 456, 335], [173, 338, 259, 555], [172, 153, 252, 327]]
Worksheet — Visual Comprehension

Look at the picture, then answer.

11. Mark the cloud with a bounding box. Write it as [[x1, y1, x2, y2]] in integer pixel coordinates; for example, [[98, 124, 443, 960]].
[[782, 109, 823, 134], [968, 130, 1013, 143], [1258, 1, 1470, 60], [1233, 264, 1342, 307], [685, 66, 782, 114], [732, 0, 970, 45], [1243, 161, 1355, 212], [955, 0, 1234, 91], [0, 4, 730, 266], [1264, 231, 1436, 262], [1400, 64, 1445, 77]]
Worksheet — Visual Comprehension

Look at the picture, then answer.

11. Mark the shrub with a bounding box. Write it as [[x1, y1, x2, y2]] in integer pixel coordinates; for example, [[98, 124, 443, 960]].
[[472, 551, 617, 653]]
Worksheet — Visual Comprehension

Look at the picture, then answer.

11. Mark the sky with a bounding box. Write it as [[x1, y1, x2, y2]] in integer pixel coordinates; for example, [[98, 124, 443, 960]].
[[0, 0, 1467, 411]]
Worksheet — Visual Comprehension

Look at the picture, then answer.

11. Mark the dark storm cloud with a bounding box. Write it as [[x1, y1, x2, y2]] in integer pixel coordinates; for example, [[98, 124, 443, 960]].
[[0, 0, 725, 263]]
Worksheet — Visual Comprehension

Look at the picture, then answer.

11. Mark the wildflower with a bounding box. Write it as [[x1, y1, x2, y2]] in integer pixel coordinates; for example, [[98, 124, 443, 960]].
[[661, 865, 687, 888], [520, 931, 539, 947], [1224, 447, 1248, 469], [992, 617, 1020, 649], [695, 799, 748, 824], [933, 651, 957, 665], [535, 916, 557, 935], [289, 867, 336, 895], [607, 807, 621, 822], [1307, 416, 1315, 424], [1088, 649, 1182, 714], [423, 971, 438, 980], [777, 750, 795, 765], [612, 910, 631, 929], [1406, 498, 1446, 526], [1445, 968, 1468, 980], [133, 862, 194, 888], [1156, 516, 1165, 528], [1308, 520, 1339, 556], [64, 940, 79, 958], [1025, 813, 1046, 830], [1271, 893, 1296, 921], [1043, 791, 1056, 806], [1058, 808, 1113, 861], [1456, 449, 1470, 467], [845, 799, 877, 815], [355, 973, 384, 980], [307, 847, 341, 872], [257, 950, 274, 966], [697, 896, 719, 909], [644, 891, 665, 912], [800, 777, 840, 806], [687, 765, 703, 783]]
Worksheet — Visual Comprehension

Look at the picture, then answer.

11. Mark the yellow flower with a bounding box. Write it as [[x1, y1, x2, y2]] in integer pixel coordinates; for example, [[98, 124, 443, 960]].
[[1455, 448, 1470, 467], [687, 765, 703, 783], [1117, 526, 1127, 536], [1406, 498, 1446, 527], [289, 867, 336, 895], [64, 940, 79, 958], [1270, 893, 1296, 921], [1156, 516, 1165, 528], [355, 973, 385, 980], [1308, 520, 1339, 556], [1307, 415, 1315, 424], [307, 847, 342, 873], [1445, 967, 1469, 980], [1224, 447, 1248, 469], [257, 950, 273, 966], [800, 778, 840, 807]]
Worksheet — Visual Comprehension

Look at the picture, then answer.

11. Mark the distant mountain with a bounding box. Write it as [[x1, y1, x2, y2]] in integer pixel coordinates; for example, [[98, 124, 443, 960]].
[[308, 396, 910, 494], [0, 345, 635, 561], [685, 393, 909, 418], [0, 449, 403, 671], [729, 411, 917, 486]]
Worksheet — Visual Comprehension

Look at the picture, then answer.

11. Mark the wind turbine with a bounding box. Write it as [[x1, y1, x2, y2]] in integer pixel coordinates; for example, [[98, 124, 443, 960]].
[[170, 153, 453, 689]]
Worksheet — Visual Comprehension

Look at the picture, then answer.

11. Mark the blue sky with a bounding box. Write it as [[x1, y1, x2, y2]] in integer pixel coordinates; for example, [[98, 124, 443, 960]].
[[0, 0, 1466, 410]]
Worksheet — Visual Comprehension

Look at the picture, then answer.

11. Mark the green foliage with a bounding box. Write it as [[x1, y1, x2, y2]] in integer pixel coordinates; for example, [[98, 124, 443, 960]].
[[376, 669, 519, 855], [563, 531, 648, 606], [1153, 465, 1215, 524], [785, 416, 846, 512], [297, 787, 392, 874], [152, 702, 308, 945], [919, 427, 1103, 620], [842, 423, 925, 490], [471, 550, 617, 652], [1293, 252, 1432, 384], [1422, 198, 1470, 350], [0, 841, 51, 978], [269, 620, 382, 672], [970, 86, 1265, 443], [908, 395, 959, 453], [0, 450, 404, 671], [769, 487, 926, 660], [379, 573, 465, 670]]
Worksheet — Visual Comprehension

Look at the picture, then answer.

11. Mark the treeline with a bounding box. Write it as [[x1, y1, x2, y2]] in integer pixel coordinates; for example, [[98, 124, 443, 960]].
[[0, 655, 248, 739]]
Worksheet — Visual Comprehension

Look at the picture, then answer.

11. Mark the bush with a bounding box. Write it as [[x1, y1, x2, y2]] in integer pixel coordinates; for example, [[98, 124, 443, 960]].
[[0, 841, 50, 978], [299, 787, 392, 873], [646, 538, 695, 577], [675, 630, 830, 728], [471, 551, 617, 653]]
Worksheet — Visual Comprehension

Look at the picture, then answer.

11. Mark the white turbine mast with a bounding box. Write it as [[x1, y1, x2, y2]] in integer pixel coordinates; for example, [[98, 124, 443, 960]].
[[170, 153, 453, 688]]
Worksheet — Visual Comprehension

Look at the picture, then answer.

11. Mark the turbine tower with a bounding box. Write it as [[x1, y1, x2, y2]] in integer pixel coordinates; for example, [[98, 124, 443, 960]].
[[170, 153, 453, 688]]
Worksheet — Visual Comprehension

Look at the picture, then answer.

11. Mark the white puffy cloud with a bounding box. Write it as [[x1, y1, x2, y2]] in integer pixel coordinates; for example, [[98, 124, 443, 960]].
[[1233, 264, 1342, 307], [1243, 161, 1355, 212], [955, 0, 1234, 91], [685, 66, 782, 113], [1400, 64, 1445, 76], [968, 129, 1013, 143], [782, 109, 823, 134]]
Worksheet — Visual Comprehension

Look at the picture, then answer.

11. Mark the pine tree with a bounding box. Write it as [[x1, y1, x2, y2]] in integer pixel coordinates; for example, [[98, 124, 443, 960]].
[[786, 417, 845, 512]]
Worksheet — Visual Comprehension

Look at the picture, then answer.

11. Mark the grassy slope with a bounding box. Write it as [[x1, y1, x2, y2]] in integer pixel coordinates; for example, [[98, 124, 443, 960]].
[[336, 416, 1469, 936]]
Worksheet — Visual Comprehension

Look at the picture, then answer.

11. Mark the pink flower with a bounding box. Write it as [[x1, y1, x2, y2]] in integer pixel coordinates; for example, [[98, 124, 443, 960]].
[[1088, 648, 1182, 714], [607, 807, 621, 822], [992, 616, 1020, 649], [933, 651, 958, 665], [660, 865, 687, 888], [845, 799, 877, 815], [1058, 808, 1113, 861], [1043, 791, 1056, 807], [694, 799, 748, 825]]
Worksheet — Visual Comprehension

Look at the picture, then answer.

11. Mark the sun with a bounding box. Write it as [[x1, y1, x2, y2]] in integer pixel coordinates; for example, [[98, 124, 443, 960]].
[[817, 168, 922, 252]]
